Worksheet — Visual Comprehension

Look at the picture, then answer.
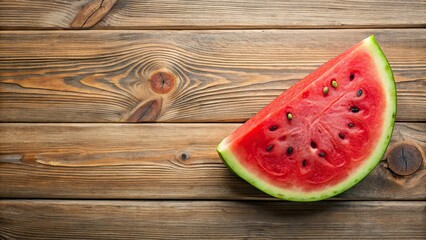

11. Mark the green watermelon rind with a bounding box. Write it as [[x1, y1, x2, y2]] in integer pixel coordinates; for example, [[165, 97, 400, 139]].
[[217, 35, 396, 202]]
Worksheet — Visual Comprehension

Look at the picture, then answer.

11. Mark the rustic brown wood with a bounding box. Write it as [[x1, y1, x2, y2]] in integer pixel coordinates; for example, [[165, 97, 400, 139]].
[[0, 0, 425, 29], [148, 69, 177, 94], [387, 143, 423, 176], [0, 29, 425, 122], [1, 200, 425, 239], [70, 0, 118, 29], [2, 1, 424, 238], [0, 123, 424, 200], [126, 98, 163, 122]]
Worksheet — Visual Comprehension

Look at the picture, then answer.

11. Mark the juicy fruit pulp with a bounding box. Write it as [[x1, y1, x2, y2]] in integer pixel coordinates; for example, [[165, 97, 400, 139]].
[[217, 36, 396, 201]]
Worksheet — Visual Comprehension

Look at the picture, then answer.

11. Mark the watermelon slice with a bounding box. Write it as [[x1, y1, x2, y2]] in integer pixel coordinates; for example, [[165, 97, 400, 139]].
[[217, 36, 396, 201]]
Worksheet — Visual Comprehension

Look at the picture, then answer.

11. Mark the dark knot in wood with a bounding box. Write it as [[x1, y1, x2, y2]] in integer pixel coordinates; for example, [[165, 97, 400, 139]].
[[71, 0, 118, 29], [387, 143, 423, 176], [176, 150, 190, 162], [149, 71, 176, 94], [127, 98, 162, 122]]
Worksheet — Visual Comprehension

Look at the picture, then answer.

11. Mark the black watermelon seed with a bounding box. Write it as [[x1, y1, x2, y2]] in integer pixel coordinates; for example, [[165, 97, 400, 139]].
[[302, 159, 307, 167], [266, 144, 274, 152], [348, 123, 354, 128], [287, 147, 293, 155], [350, 73, 355, 81], [339, 133, 345, 139], [310, 141, 317, 148], [357, 89, 363, 97], [269, 125, 278, 131], [318, 152, 326, 157], [350, 106, 360, 113]]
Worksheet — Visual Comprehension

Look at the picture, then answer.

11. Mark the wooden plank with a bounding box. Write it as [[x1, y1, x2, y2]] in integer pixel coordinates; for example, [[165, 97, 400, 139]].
[[0, 123, 424, 200], [0, 0, 425, 29], [1, 200, 425, 239], [0, 29, 425, 122]]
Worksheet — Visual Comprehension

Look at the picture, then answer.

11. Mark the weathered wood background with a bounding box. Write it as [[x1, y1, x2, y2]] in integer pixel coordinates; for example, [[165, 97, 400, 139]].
[[0, 0, 425, 239]]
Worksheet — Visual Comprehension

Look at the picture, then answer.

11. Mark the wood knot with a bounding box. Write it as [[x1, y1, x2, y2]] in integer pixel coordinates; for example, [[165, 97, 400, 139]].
[[71, 0, 118, 29], [176, 150, 190, 161], [127, 98, 162, 122], [149, 70, 176, 94], [387, 143, 423, 176]]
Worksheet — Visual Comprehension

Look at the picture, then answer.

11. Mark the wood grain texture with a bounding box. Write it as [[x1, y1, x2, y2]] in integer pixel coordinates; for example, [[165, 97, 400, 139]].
[[1, 29, 425, 122], [1, 200, 425, 239], [70, 0, 118, 29], [0, 123, 424, 200], [0, 0, 425, 29]]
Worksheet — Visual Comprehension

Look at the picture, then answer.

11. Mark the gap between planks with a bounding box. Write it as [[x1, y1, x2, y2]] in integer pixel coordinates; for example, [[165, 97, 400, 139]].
[[1, 26, 426, 31]]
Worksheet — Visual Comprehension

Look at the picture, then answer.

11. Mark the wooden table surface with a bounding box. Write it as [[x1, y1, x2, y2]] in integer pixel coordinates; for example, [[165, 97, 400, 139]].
[[1, 1, 425, 239]]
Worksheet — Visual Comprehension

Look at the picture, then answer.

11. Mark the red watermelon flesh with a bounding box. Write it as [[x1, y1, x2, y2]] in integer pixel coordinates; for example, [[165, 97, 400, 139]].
[[217, 36, 396, 201]]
